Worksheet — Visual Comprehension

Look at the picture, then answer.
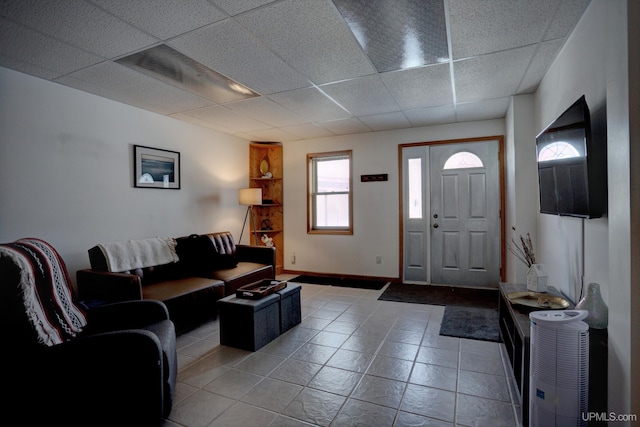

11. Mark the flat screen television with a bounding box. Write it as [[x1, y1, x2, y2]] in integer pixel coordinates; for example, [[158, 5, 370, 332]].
[[536, 95, 606, 218]]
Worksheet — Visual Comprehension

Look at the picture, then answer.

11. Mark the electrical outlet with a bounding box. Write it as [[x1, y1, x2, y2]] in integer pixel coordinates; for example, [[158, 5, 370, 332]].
[[291, 252, 296, 264], [376, 255, 382, 264]]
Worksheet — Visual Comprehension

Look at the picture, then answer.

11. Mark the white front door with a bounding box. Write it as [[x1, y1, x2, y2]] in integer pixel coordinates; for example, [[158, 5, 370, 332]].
[[402, 139, 502, 287]]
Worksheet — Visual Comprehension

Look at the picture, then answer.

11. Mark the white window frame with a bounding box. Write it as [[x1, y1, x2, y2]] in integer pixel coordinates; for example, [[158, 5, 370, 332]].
[[307, 150, 353, 235]]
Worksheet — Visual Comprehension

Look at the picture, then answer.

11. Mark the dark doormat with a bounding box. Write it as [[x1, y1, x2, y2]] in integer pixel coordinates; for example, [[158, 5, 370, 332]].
[[439, 305, 501, 342], [290, 275, 388, 290], [378, 282, 498, 309]]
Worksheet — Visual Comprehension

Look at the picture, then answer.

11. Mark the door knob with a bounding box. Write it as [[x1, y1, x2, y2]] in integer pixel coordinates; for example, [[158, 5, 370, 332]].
[[433, 223, 439, 228]]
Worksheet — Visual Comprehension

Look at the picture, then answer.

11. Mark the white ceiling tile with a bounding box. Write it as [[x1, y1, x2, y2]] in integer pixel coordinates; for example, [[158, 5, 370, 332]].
[[0, 19, 102, 75], [225, 97, 307, 127], [544, 0, 591, 40], [319, 118, 372, 135], [235, 0, 376, 84], [280, 123, 336, 139], [183, 105, 272, 132], [212, 0, 277, 16], [320, 75, 399, 116], [268, 87, 351, 122], [169, 112, 237, 133], [243, 127, 301, 142], [449, 0, 557, 59], [404, 105, 456, 127], [456, 98, 511, 122], [359, 112, 411, 132], [518, 38, 564, 94], [169, 19, 311, 95], [381, 64, 453, 110], [58, 62, 214, 114], [3, 0, 158, 58], [0, 55, 61, 80], [90, 0, 227, 40], [454, 45, 536, 103]]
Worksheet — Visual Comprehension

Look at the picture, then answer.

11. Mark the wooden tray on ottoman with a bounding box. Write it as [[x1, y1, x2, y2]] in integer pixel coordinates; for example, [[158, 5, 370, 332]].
[[236, 280, 286, 299]]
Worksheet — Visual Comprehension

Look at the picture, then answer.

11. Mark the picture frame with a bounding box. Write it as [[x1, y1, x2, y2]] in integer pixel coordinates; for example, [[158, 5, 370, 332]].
[[134, 145, 181, 189]]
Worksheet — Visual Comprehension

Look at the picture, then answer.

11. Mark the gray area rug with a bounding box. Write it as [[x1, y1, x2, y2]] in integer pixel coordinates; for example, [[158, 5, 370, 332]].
[[439, 305, 501, 342]]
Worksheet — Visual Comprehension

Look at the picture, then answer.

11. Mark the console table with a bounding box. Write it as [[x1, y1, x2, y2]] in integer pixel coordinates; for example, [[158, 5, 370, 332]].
[[498, 283, 608, 426]]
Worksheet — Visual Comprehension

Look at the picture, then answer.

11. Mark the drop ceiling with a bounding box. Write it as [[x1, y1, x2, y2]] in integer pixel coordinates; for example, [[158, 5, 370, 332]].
[[0, 0, 590, 142]]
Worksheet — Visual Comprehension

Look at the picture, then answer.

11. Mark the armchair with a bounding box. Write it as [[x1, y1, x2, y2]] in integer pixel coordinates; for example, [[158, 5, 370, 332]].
[[0, 238, 177, 426]]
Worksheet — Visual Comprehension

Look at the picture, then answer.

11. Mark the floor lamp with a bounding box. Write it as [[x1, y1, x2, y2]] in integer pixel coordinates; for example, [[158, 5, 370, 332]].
[[238, 188, 262, 245]]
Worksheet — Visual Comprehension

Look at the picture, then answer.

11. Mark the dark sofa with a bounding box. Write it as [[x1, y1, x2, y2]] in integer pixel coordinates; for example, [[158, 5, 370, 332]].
[[76, 231, 275, 319]]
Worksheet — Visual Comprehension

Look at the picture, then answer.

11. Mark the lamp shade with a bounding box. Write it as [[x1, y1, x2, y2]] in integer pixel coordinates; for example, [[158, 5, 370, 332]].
[[238, 188, 262, 206]]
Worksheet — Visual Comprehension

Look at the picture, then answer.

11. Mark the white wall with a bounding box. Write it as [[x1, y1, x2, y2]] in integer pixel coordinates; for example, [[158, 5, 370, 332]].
[[534, 1, 610, 306], [283, 119, 505, 279], [505, 94, 539, 284], [534, 0, 635, 416], [0, 67, 250, 280]]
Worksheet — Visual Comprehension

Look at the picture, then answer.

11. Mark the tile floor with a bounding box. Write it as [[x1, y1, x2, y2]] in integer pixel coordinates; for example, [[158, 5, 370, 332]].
[[163, 277, 521, 427]]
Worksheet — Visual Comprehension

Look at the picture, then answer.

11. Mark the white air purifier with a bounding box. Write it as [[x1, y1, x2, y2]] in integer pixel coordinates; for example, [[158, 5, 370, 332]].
[[529, 310, 589, 427]]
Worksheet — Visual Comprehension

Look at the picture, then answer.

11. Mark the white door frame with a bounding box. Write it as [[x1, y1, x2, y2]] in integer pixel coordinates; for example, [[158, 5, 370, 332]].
[[398, 136, 506, 285]]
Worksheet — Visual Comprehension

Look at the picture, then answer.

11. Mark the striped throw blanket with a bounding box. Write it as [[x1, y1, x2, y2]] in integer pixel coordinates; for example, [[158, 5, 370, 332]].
[[0, 238, 87, 346]]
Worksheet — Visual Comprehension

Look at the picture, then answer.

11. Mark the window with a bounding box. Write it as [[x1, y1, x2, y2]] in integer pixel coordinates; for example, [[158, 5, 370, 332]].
[[308, 150, 353, 234], [443, 151, 484, 169]]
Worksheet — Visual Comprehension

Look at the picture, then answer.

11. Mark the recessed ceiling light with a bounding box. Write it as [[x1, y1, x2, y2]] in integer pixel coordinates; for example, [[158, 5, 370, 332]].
[[117, 44, 258, 104]]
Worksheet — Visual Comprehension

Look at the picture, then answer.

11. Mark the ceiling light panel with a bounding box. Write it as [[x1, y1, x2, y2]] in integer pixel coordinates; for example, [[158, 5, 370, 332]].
[[333, 0, 449, 72], [116, 44, 259, 104]]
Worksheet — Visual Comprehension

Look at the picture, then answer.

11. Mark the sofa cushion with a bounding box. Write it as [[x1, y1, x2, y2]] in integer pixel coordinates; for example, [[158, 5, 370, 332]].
[[176, 234, 237, 275], [210, 262, 273, 295], [141, 277, 224, 302]]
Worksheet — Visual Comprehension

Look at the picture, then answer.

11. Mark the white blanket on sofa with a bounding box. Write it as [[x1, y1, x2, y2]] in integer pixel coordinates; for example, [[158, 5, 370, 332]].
[[98, 237, 179, 272]]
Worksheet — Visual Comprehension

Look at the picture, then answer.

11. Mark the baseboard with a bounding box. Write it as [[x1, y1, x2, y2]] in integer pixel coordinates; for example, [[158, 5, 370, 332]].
[[281, 269, 397, 284]]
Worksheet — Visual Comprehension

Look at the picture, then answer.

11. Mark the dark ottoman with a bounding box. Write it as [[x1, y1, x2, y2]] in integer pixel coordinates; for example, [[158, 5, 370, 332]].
[[218, 292, 280, 351], [277, 284, 301, 333]]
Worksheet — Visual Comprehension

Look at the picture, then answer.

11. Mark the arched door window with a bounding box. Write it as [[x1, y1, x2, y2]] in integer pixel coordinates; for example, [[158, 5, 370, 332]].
[[443, 151, 484, 169]]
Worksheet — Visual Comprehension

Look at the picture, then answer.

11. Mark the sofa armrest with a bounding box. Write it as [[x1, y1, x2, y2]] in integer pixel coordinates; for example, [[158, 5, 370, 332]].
[[236, 244, 276, 270], [84, 300, 170, 333], [76, 269, 143, 305]]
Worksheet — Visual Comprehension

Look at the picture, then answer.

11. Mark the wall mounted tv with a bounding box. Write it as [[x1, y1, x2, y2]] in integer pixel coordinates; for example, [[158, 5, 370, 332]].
[[536, 95, 606, 218]]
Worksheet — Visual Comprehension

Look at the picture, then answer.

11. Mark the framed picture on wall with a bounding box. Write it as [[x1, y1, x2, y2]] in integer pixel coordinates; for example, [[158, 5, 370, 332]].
[[134, 145, 181, 189]]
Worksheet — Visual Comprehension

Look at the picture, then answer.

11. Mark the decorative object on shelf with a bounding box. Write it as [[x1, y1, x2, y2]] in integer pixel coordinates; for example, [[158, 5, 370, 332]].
[[238, 188, 262, 245], [134, 145, 180, 189], [261, 234, 273, 247], [526, 264, 548, 292], [260, 219, 273, 230], [509, 232, 537, 268], [575, 282, 608, 329], [509, 232, 547, 292], [507, 291, 569, 309], [260, 159, 271, 178]]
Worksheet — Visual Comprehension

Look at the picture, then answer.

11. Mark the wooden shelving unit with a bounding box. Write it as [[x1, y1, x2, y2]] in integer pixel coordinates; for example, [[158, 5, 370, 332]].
[[249, 142, 283, 274]]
